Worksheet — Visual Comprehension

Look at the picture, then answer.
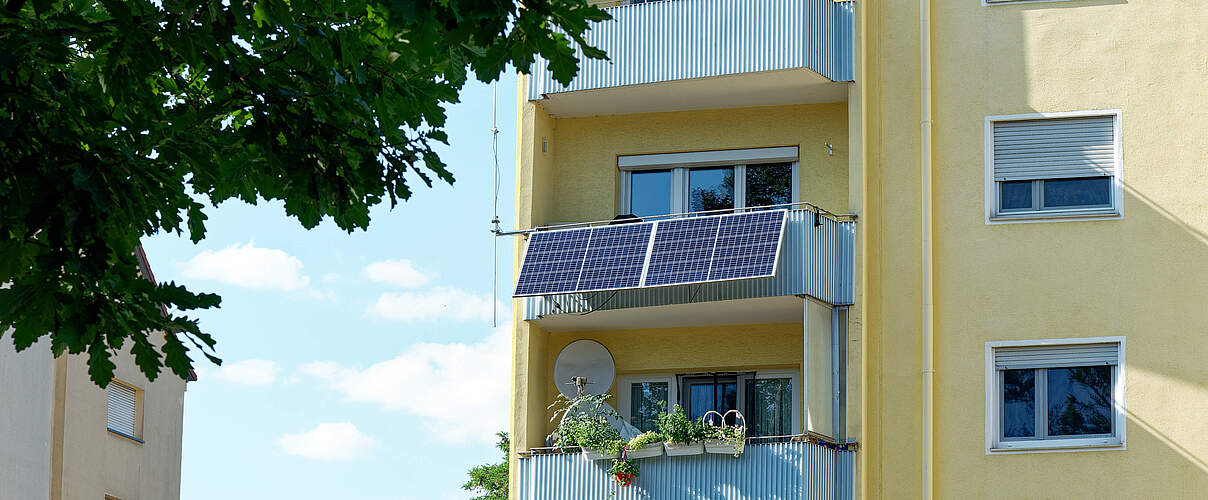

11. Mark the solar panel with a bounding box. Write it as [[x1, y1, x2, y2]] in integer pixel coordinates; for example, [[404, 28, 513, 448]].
[[576, 223, 655, 292], [708, 210, 787, 281], [514, 228, 592, 296], [642, 216, 721, 287]]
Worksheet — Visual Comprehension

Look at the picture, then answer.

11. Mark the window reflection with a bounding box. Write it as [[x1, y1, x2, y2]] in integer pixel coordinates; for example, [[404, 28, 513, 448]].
[[630, 170, 671, 217], [629, 382, 668, 433], [1047, 366, 1112, 436], [745, 378, 792, 437], [1002, 369, 1036, 438], [688, 381, 736, 423], [688, 167, 734, 213], [1043, 177, 1111, 208], [746, 163, 793, 208]]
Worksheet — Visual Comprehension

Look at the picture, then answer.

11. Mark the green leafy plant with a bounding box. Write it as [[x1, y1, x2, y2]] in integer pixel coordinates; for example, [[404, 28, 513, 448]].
[[608, 457, 639, 487], [462, 431, 509, 500], [709, 424, 746, 457], [627, 431, 664, 450], [548, 393, 623, 453], [656, 405, 709, 444], [0, 0, 610, 387]]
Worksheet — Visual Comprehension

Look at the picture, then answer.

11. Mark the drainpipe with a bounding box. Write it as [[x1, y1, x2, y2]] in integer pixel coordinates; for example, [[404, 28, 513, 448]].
[[919, 0, 935, 497]]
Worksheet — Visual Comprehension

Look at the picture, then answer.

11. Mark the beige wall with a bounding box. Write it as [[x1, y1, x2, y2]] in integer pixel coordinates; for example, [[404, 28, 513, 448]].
[[56, 336, 186, 500], [1, 337, 55, 500], [863, 0, 1208, 498], [540, 102, 850, 225]]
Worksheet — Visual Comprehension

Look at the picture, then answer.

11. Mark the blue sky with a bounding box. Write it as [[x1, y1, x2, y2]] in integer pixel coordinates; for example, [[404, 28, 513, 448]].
[[142, 73, 518, 500]]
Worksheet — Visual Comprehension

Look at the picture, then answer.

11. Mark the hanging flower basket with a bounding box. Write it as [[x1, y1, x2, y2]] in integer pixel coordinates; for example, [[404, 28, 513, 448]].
[[703, 410, 747, 457]]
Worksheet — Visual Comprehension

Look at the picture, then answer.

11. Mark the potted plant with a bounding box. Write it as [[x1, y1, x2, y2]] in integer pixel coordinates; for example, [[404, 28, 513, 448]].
[[548, 393, 624, 460], [703, 410, 746, 457], [609, 457, 640, 487], [625, 431, 665, 459], [656, 405, 707, 456]]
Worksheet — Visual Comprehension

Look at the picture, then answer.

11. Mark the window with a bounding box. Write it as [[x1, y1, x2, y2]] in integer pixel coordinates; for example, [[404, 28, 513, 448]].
[[618, 375, 674, 433], [619, 370, 801, 437], [107, 380, 142, 441], [619, 147, 799, 218], [986, 111, 1122, 222], [986, 338, 1125, 452]]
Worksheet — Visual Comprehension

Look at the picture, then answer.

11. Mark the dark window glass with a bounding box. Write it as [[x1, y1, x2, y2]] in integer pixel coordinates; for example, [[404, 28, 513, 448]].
[[1047, 366, 1113, 436], [1042, 177, 1112, 209], [688, 167, 734, 213], [1000, 181, 1033, 211], [630, 170, 672, 217], [745, 378, 793, 437], [687, 381, 736, 422], [1002, 369, 1036, 438], [629, 382, 668, 433], [746, 163, 793, 208]]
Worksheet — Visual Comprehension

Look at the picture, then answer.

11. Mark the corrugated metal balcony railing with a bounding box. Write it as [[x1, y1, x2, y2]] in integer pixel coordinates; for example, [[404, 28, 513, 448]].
[[522, 209, 854, 321], [516, 440, 856, 500], [527, 0, 855, 101]]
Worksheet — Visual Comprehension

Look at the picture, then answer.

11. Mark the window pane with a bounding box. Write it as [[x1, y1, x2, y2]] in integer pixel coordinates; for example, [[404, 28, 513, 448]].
[[688, 167, 734, 213], [629, 382, 668, 433], [1042, 177, 1111, 209], [746, 163, 793, 208], [1002, 369, 1036, 438], [1047, 366, 1113, 436], [688, 381, 737, 422], [999, 181, 1033, 211], [745, 378, 793, 437], [629, 170, 672, 217]]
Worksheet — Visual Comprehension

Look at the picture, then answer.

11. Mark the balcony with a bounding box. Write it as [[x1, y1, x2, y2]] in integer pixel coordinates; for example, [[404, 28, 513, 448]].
[[527, 0, 855, 117], [516, 438, 856, 500], [522, 208, 854, 331]]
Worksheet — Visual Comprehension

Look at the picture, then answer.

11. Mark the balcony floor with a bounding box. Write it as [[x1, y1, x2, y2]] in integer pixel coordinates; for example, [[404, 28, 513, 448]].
[[537, 68, 848, 118]]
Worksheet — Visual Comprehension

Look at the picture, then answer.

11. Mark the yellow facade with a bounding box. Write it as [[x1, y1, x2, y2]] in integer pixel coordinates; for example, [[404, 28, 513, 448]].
[[860, 0, 1208, 498], [511, 1, 1208, 497]]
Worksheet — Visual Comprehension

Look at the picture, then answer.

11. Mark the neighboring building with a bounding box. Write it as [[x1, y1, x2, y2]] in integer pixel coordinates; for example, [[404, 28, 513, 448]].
[[508, 0, 1208, 498], [1, 248, 188, 500]]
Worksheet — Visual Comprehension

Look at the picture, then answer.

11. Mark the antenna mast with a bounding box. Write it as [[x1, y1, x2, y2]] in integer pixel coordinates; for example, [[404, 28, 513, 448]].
[[490, 81, 500, 328]]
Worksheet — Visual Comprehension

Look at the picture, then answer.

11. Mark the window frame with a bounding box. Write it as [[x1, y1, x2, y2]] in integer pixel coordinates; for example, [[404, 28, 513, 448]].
[[984, 337, 1126, 454], [747, 369, 802, 436], [106, 379, 144, 444], [617, 374, 676, 431], [984, 110, 1123, 224], [618, 370, 801, 436], [618, 147, 800, 217]]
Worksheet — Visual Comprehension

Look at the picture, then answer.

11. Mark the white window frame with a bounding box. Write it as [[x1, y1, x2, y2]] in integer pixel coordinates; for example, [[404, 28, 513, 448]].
[[106, 379, 144, 443], [984, 336, 1126, 454], [618, 147, 800, 217], [750, 369, 803, 435], [618, 370, 802, 435], [984, 110, 1123, 224], [617, 374, 676, 427]]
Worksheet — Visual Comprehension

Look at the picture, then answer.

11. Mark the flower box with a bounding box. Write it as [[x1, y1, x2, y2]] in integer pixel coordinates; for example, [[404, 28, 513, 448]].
[[663, 441, 704, 456], [626, 442, 664, 459], [704, 439, 744, 456], [581, 448, 619, 460]]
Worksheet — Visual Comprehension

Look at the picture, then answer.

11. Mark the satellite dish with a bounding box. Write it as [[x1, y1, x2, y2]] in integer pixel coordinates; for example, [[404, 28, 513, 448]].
[[553, 340, 615, 399]]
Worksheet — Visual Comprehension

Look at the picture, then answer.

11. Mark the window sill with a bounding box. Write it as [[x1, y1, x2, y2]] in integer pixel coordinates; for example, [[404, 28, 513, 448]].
[[108, 429, 145, 445], [988, 209, 1121, 225], [989, 439, 1123, 454]]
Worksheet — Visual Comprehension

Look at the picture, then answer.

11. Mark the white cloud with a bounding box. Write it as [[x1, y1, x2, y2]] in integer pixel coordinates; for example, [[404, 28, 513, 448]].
[[278, 422, 376, 461], [367, 286, 500, 322], [301, 327, 510, 444], [362, 259, 432, 288], [182, 242, 310, 292], [208, 359, 279, 386]]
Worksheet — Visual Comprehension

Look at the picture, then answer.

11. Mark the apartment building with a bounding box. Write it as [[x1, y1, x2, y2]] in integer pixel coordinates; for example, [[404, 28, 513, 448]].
[[1, 249, 188, 500], [507, 0, 1208, 498]]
